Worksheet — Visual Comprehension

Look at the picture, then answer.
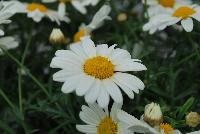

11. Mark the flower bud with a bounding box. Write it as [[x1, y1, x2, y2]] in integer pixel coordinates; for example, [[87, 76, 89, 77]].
[[117, 13, 127, 22], [143, 102, 163, 126], [186, 112, 200, 127], [49, 28, 66, 44]]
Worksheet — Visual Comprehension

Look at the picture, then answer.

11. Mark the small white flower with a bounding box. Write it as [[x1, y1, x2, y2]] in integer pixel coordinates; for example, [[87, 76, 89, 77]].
[[76, 103, 132, 134], [3, 1, 70, 25], [143, 5, 200, 34], [42, 0, 100, 15], [117, 110, 182, 134], [0, 36, 19, 55], [49, 28, 66, 44], [72, 4, 111, 44], [50, 36, 146, 108], [143, 0, 192, 17]]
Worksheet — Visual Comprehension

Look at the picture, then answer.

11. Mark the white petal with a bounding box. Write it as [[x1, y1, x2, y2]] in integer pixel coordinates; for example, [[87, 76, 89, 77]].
[[111, 77, 134, 99], [53, 69, 81, 82], [80, 105, 101, 125], [70, 43, 87, 60], [110, 103, 122, 121], [113, 72, 145, 92], [55, 50, 82, 62], [115, 59, 147, 72], [71, 1, 87, 14], [109, 48, 131, 64], [85, 80, 101, 103], [58, 3, 65, 18], [103, 79, 123, 104], [181, 18, 193, 32], [76, 125, 96, 133], [97, 85, 110, 108], [76, 74, 95, 96], [80, 36, 96, 57]]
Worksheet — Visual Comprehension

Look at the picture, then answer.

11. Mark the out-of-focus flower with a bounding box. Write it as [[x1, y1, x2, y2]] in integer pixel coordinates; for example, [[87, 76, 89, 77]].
[[143, 5, 200, 34], [0, 36, 19, 54], [186, 112, 200, 128], [144, 102, 163, 126], [50, 36, 146, 108], [72, 4, 111, 44], [117, 13, 127, 22], [42, 0, 100, 15], [76, 103, 132, 134], [49, 28, 66, 44], [117, 110, 182, 134], [143, 0, 192, 17], [0, 2, 13, 36], [3, 1, 70, 24]]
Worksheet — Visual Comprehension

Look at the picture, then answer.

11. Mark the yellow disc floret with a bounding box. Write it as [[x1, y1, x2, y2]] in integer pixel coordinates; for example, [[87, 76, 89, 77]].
[[97, 117, 118, 134], [27, 3, 47, 13], [73, 28, 87, 42], [158, 0, 175, 8], [173, 6, 196, 19], [159, 123, 174, 134], [83, 56, 115, 80]]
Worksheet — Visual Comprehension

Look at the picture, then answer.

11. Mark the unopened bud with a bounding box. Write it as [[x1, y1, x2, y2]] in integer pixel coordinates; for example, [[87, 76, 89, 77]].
[[117, 13, 127, 22], [49, 28, 66, 44], [186, 112, 200, 127], [144, 102, 163, 126]]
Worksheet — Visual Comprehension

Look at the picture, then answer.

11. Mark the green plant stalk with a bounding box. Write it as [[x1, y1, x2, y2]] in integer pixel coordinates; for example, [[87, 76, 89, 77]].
[[0, 47, 51, 98], [18, 24, 33, 114], [0, 88, 15, 110]]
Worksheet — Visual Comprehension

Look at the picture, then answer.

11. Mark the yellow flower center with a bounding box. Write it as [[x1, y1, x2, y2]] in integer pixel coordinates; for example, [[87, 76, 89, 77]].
[[173, 6, 196, 19], [97, 117, 118, 134], [73, 28, 88, 43], [83, 56, 115, 80], [59, 0, 71, 3], [27, 3, 47, 13], [159, 123, 174, 134], [158, 0, 175, 8]]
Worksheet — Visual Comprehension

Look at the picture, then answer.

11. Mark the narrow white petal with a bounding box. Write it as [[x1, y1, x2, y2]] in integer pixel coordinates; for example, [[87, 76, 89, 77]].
[[81, 36, 96, 57], [181, 18, 193, 32], [97, 85, 110, 108], [103, 79, 123, 104], [85, 80, 101, 103], [76, 75, 95, 96], [76, 125, 96, 133]]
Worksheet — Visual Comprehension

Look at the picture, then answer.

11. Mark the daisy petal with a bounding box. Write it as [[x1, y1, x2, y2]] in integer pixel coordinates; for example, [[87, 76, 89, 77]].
[[181, 18, 193, 32]]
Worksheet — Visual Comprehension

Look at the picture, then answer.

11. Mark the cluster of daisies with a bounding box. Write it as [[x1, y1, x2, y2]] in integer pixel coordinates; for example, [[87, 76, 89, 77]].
[[143, 0, 200, 33], [0, 0, 200, 134]]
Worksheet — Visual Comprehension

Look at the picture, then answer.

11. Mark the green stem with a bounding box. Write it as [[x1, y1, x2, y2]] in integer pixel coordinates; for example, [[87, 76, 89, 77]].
[[188, 34, 200, 60], [0, 88, 15, 110], [1, 47, 50, 98], [18, 23, 33, 114]]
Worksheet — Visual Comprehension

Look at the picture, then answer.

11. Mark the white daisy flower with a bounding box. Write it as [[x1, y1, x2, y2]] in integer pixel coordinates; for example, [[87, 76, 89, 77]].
[[143, 0, 192, 17], [117, 110, 182, 134], [72, 4, 111, 44], [143, 5, 200, 34], [3, 1, 70, 24], [50, 36, 147, 108], [42, 0, 100, 15], [76, 103, 132, 134], [0, 2, 14, 36], [0, 36, 19, 55]]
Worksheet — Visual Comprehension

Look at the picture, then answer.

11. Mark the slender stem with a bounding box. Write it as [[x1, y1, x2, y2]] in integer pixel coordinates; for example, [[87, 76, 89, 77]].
[[18, 23, 34, 114], [1, 47, 51, 98], [188, 34, 200, 60], [0, 88, 15, 110]]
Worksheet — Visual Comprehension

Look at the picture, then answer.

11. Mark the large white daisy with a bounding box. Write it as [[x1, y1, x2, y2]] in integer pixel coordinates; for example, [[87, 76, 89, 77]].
[[143, 0, 192, 17], [2, 1, 70, 24], [117, 110, 182, 134], [143, 5, 200, 34], [76, 103, 132, 134], [42, 0, 100, 15], [72, 4, 111, 44], [50, 36, 147, 107]]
